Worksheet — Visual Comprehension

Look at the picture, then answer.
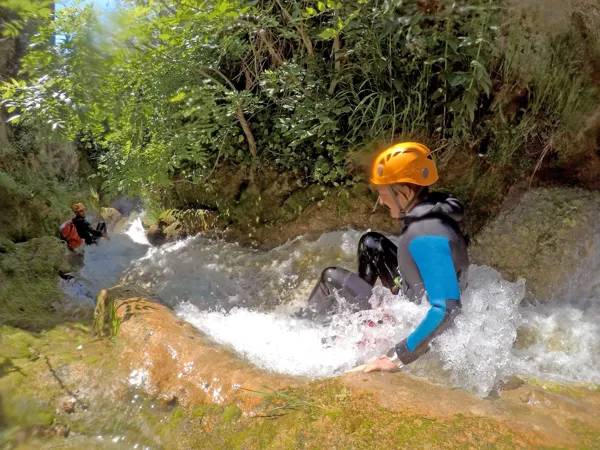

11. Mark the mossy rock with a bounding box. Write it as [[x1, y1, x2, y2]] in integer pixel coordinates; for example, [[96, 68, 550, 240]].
[[470, 188, 600, 300], [276, 184, 328, 221], [0, 236, 75, 330], [172, 167, 247, 210], [229, 170, 297, 226]]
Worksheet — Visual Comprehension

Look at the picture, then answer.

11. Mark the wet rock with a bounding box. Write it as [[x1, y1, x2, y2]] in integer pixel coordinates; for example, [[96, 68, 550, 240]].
[[49, 423, 70, 437], [160, 394, 178, 408], [62, 397, 76, 414], [85, 284, 600, 448], [93, 286, 294, 408], [99, 207, 122, 226], [146, 223, 167, 247], [0, 236, 75, 329], [163, 220, 185, 242], [519, 390, 534, 403], [498, 375, 525, 392], [146, 209, 218, 246], [470, 188, 600, 300]]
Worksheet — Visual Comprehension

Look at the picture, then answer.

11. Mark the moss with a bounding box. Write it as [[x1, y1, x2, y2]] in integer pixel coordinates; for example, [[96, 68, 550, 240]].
[[144, 380, 548, 449], [4, 397, 55, 428], [568, 419, 600, 449], [191, 406, 208, 419], [0, 236, 78, 331], [222, 405, 242, 424], [84, 355, 100, 365], [171, 407, 187, 427], [523, 378, 600, 399], [277, 184, 327, 220]]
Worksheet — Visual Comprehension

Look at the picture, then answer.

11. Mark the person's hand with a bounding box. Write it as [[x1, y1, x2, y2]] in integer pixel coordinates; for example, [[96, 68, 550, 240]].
[[345, 356, 399, 374]]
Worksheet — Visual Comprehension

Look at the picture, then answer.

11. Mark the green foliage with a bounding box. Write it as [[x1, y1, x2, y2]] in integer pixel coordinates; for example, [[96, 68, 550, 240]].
[[0, 0, 53, 38], [1, 0, 598, 197]]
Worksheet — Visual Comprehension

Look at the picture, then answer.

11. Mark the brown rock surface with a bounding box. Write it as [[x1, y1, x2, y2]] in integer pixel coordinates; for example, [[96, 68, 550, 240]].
[[90, 285, 600, 448], [98, 286, 298, 409]]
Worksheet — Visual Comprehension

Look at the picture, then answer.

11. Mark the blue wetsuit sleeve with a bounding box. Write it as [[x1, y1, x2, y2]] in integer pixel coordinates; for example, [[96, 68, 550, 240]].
[[395, 235, 461, 364]]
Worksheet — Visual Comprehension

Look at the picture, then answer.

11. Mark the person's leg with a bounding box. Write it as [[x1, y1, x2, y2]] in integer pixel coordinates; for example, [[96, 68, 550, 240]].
[[300, 267, 374, 322], [357, 232, 399, 289]]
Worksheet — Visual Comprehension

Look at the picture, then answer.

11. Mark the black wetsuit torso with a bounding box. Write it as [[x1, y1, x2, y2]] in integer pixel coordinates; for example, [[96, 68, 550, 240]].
[[72, 216, 105, 245]]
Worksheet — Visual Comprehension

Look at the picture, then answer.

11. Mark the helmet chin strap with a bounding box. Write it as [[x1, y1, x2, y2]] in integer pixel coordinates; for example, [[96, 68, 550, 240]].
[[388, 185, 424, 218]]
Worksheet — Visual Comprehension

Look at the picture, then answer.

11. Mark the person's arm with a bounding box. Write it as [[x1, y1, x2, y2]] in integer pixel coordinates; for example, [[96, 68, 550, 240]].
[[394, 235, 460, 363], [85, 220, 103, 237], [346, 235, 460, 374]]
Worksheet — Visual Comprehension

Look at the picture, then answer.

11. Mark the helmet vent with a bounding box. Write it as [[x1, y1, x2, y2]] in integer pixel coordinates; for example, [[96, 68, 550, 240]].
[[386, 154, 392, 162]]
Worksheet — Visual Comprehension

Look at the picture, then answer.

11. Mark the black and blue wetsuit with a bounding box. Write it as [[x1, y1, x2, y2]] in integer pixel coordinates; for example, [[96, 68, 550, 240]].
[[302, 192, 469, 365]]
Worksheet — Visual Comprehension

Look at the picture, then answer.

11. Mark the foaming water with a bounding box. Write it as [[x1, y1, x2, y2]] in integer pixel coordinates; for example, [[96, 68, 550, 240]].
[[176, 266, 528, 396], [66, 219, 600, 396], [62, 217, 151, 302]]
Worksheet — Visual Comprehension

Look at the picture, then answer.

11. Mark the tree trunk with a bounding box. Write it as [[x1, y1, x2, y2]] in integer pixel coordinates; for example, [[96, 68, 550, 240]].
[[237, 106, 257, 158], [328, 28, 341, 96]]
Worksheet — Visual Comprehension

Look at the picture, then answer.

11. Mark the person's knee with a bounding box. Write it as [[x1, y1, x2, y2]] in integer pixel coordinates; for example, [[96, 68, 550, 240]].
[[358, 232, 384, 254], [321, 267, 340, 283]]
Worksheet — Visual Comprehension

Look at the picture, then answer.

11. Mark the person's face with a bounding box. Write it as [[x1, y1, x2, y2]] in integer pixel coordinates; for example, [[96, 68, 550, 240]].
[[375, 184, 414, 219]]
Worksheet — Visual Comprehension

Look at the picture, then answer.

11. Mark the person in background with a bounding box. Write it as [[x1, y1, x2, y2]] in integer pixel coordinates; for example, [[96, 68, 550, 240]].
[[60, 203, 108, 250]]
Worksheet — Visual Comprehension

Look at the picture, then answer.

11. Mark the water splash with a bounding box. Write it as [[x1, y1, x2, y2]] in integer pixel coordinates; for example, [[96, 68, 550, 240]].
[[65, 219, 600, 397], [176, 266, 529, 397]]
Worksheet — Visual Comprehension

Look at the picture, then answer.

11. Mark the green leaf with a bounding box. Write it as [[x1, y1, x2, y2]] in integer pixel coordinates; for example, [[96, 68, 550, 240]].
[[318, 1, 326, 11], [169, 92, 186, 103], [306, 7, 317, 15], [319, 28, 338, 39]]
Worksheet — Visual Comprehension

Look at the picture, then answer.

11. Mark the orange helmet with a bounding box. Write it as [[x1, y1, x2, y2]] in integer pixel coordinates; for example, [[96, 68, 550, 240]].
[[72, 203, 85, 215], [370, 142, 438, 186]]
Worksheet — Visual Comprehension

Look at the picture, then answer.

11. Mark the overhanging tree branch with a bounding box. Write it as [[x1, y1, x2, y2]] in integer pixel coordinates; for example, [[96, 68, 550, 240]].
[[274, 0, 314, 56]]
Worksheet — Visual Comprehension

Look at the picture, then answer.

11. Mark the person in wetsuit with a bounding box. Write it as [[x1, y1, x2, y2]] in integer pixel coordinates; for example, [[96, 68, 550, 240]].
[[71, 202, 107, 245], [301, 142, 469, 373]]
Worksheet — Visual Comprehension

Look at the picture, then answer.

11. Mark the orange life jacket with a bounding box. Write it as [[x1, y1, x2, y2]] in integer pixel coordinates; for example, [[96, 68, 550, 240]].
[[60, 220, 83, 250]]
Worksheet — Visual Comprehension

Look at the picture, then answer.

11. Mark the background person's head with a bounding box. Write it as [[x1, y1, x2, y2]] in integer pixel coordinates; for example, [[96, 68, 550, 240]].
[[370, 142, 438, 218], [72, 202, 86, 218]]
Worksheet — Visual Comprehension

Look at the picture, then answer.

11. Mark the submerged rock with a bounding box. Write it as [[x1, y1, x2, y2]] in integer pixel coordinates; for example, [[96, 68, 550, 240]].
[[470, 188, 600, 301]]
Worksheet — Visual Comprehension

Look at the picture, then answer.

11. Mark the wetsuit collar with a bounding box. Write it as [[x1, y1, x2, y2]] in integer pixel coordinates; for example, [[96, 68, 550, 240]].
[[401, 192, 465, 229]]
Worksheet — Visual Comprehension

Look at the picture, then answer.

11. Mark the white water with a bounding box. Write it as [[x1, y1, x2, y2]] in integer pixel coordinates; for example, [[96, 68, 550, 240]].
[[65, 216, 600, 397]]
